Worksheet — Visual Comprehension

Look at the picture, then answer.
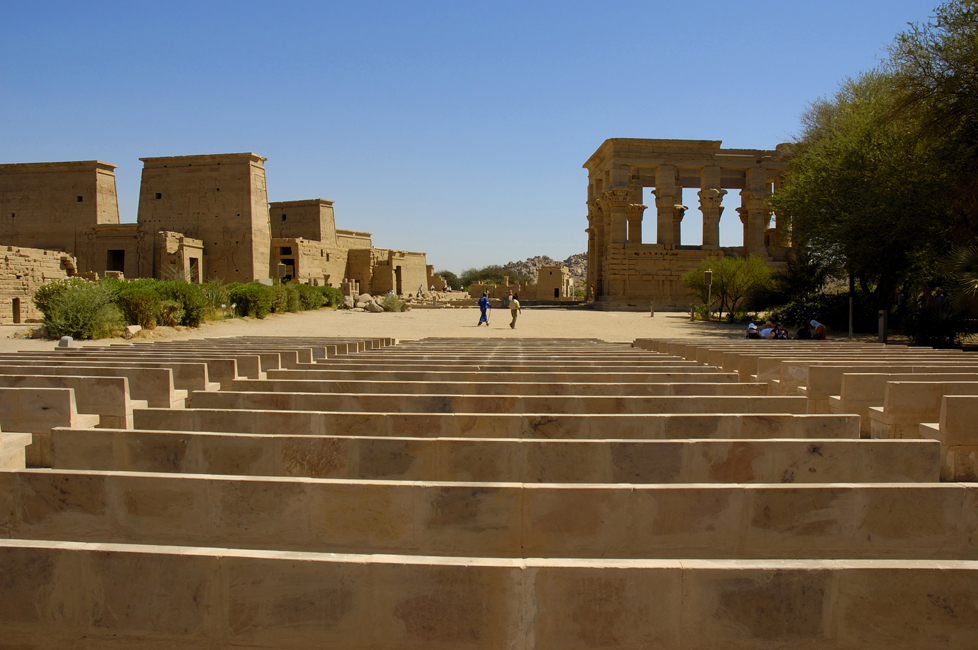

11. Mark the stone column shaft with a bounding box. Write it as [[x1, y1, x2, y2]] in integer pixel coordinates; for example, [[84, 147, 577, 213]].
[[740, 190, 769, 255], [654, 165, 677, 247], [698, 188, 726, 250], [626, 203, 647, 244]]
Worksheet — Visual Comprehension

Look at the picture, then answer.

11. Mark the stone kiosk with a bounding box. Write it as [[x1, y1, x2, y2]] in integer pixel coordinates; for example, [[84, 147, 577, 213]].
[[584, 139, 789, 310]]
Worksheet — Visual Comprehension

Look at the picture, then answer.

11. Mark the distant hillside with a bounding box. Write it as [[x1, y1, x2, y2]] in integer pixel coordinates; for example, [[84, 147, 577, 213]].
[[503, 253, 586, 287]]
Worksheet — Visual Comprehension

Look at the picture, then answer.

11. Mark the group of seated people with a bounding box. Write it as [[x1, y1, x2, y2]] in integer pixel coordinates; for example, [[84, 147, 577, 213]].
[[747, 319, 826, 340]]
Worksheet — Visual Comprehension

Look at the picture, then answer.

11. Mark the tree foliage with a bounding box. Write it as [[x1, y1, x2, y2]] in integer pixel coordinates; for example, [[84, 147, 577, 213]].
[[770, 0, 978, 315], [459, 265, 533, 288], [682, 255, 772, 321]]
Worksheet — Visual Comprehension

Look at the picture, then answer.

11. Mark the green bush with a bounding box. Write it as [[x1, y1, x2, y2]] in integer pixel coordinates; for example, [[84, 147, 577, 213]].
[[116, 285, 161, 329], [380, 293, 403, 312], [318, 286, 343, 308], [228, 283, 276, 318], [34, 279, 122, 340], [155, 300, 185, 327], [296, 284, 326, 310], [769, 292, 879, 332], [900, 299, 975, 348], [156, 281, 208, 327]]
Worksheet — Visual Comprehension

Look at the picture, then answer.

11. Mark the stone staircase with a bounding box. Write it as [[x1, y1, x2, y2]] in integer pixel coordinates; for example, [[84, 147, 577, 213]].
[[0, 336, 976, 648]]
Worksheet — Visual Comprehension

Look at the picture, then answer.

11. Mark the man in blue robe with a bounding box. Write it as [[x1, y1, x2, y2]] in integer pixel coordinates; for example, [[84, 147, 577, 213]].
[[477, 292, 491, 326]]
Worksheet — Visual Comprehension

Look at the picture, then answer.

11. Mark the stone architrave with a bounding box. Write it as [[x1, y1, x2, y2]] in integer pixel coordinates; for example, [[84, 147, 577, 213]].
[[698, 188, 726, 250], [626, 203, 646, 244]]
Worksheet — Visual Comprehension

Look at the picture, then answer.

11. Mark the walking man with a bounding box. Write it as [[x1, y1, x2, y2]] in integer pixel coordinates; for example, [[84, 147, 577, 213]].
[[477, 292, 491, 326], [509, 293, 521, 329]]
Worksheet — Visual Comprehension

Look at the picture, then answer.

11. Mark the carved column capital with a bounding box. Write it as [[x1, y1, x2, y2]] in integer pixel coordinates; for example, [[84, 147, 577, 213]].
[[740, 190, 769, 212], [698, 188, 727, 210], [673, 204, 688, 220], [602, 188, 633, 206], [626, 203, 647, 219]]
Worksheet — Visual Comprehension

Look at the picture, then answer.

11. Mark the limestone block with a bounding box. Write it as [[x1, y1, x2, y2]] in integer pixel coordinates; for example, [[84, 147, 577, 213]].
[[49, 429, 940, 483], [365, 301, 383, 313]]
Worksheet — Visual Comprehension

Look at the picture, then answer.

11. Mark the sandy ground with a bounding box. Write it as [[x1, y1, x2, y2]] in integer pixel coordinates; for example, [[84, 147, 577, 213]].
[[0, 306, 748, 352]]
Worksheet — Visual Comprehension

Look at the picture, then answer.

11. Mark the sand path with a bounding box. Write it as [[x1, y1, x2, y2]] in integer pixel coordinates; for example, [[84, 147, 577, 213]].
[[0, 306, 747, 352]]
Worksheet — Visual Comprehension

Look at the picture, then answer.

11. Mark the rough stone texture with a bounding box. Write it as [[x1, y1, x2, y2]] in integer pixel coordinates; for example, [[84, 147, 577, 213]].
[[0, 245, 76, 324], [0, 337, 976, 648]]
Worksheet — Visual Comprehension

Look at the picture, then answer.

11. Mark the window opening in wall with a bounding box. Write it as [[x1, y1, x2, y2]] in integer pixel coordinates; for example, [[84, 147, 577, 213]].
[[12, 298, 21, 324], [106, 249, 126, 273], [282, 215, 287, 221], [76, 196, 83, 202], [155, 193, 162, 199], [10, 213, 14, 218], [216, 188, 220, 192]]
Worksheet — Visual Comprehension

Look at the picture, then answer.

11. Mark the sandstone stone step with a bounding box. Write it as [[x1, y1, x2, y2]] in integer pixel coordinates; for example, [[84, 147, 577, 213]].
[[0, 375, 147, 429], [2, 470, 973, 559], [268, 368, 735, 383], [0, 358, 219, 392], [0, 388, 100, 466], [132, 409, 859, 440], [3, 539, 974, 649], [0, 431, 32, 469], [50, 428, 941, 483], [0, 364, 198, 405], [828, 372, 978, 435], [869, 381, 978, 439], [3, 352, 247, 385], [187, 391, 809, 415], [229, 378, 769, 397]]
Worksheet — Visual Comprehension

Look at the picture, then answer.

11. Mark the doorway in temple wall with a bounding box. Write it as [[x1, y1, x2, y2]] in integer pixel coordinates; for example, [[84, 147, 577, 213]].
[[12, 298, 21, 324]]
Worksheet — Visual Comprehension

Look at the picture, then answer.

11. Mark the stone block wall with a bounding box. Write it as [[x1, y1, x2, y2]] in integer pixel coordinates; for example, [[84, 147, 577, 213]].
[[0, 245, 76, 324]]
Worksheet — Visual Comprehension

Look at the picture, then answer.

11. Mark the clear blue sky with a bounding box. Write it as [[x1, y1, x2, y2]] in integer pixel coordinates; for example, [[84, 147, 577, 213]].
[[1, 0, 938, 273]]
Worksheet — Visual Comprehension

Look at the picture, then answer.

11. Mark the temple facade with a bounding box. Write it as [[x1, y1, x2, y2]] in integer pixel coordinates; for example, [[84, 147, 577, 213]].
[[583, 138, 789, 310], [0, 154, 427, 294]]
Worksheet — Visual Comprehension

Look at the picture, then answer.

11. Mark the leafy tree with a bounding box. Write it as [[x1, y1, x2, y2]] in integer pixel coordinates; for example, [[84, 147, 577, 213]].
[[459, 265, 532, 288], [435, 270, 461, 289], [682, 254, 772, 321]]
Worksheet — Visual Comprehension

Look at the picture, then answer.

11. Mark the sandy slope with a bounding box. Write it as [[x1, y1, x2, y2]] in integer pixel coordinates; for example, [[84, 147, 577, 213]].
[[0, 307, 746, 352]]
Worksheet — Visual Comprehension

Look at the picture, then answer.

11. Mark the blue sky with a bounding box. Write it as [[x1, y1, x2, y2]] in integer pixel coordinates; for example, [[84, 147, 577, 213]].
[[1, 0, 938, 272]]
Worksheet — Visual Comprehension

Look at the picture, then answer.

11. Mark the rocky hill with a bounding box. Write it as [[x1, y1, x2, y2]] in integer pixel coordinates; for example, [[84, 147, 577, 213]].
[[503, 253, 587, 287]]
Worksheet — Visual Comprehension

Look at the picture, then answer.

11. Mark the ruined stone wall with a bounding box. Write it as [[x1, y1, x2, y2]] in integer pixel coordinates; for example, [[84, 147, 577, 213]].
[[346, 249, 374, 294], [536, 265, 573, 300], [391, 251, 428, 296], [78, 224, 147, 279], [0, 245, 76, 324], [268, 200, 337, 246], [271, 238, 348, 286], [157, 231, 204, 282], [137, 154, 270, 283], [336, 229, 372, 250], [0, 162, 120, 263]]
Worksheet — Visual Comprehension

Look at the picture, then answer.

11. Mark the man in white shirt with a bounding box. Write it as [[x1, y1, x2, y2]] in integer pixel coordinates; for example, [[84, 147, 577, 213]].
[[509, 293, 522, 329]]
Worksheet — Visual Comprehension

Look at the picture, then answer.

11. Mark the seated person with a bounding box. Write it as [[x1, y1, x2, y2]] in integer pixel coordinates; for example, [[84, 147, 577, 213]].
[[796, 322, 813, 339], [771, 323, 789, 339], [746, 323, 761, 339], [759, 321, 775, 339], [811, 319, 827, 340]]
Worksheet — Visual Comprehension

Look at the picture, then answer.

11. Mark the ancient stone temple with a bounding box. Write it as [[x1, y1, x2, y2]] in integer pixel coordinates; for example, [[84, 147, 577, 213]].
[[584, 138, 789, 309], [0, 154, 428, 293]]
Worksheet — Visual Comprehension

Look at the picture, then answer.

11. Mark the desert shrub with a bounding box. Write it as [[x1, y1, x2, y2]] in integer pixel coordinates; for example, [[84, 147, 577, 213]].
[[155, 281, 208, 327], [380, 293, 403, 312], [228, 283, 275, 318], [318, 286, 343, 308], [296, 284, 325, 310], [34, 279, 122, 340], [116, 285, 160, 329], [155, 300, 185, 327], [283, 284, 302, 312]]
